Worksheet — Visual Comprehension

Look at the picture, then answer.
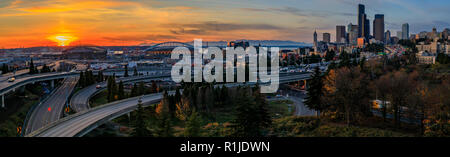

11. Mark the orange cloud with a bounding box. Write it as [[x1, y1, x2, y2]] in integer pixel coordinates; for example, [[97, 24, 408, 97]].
[[0, 0, 305, 48]]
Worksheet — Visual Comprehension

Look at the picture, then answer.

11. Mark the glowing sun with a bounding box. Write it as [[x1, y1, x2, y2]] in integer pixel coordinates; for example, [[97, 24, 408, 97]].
[[48, 34, 78, 46]]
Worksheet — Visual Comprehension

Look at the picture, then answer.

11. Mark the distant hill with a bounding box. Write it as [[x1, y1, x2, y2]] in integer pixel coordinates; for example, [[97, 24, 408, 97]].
[[185, 40, 312, 47], [1, 40, 312, 52]]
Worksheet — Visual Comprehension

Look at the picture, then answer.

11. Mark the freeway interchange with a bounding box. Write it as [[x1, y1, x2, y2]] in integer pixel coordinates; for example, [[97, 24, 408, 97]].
[[1, 62, 318, 137], [25, 73, 312, 137]]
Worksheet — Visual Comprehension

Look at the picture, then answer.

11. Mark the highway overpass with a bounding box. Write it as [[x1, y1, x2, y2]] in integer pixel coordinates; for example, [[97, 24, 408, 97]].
[[24, 77, 79, 135], [0, 69, 171, 108], [0, 72, 79, 108], [26, 73, 312, 137], [70, 74, 171, 113]]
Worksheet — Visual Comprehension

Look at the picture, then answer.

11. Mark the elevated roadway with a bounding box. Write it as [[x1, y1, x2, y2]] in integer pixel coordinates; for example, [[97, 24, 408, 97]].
[[24, 77, 79, 135], [27, 73, 312, 137]]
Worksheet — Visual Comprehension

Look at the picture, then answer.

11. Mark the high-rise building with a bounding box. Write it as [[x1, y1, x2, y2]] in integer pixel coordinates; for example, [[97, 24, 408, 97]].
[[357, 38, 365, 47], [402, 23, 409, 40], [358, 4, 365, 38], [357, 4, 370, 41], [336, 26, 346, 43], [323, 33, 331, 43], [443, 28, 450, 40], [431, 27, 438, 39], [373, 14, 385, 42], [348, 23, 358, 45], [385, 30, 391, 44], [397, 31, 403, 39], [364, 17, 370, 40], [313, 29, 318, 48]]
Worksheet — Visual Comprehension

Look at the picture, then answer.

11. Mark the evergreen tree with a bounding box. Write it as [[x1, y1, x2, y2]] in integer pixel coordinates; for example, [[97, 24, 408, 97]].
[[79, 71, 85, 87], [338, 51, 351, 67], [130, 83, 138, 97], [34, 66, 38, 74], [29, 59, 36, 74], [41, 64, 51, 73], [155, 116, 173, 137], [253, 87, 272, 133], [1, 64, 9, 74], [204, 86, 215, 111], [107, 76, 117, 102], [151, 81, 158, 93], [229, 87, 263, 137], [97, 71, 104, 82], [437, 53, 450, 64], [85, 70, 95, 85], [219, 85, 229, 107], [184, 110, 202, 137], [107, 76, 112, 101], [360, 56, 366, 72], [304, 66, 324, 117], [133, 66, 138, 76], [155, 91, 173, 137], [132, 98, 151, 137], [138, 82, 145, 95], [196, 87, 205, 110], [325, 50, 336, 62], [124, 64, 129, 77], [111, 78, 118, 101], [118, 81, 125, 100]]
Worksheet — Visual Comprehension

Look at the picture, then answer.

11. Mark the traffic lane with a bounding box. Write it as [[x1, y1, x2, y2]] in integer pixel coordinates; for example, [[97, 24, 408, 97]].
[[25, 77, 78, 135], [36, 94, 162, 137]]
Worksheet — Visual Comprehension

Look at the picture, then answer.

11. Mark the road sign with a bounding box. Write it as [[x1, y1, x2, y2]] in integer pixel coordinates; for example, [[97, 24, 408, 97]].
[[17, 126, 22, 134], [65, 107, 70, 113]]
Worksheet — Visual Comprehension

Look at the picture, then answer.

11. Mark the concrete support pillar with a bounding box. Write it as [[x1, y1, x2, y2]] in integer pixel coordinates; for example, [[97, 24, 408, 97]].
[[127, 113, 131, 127], [1, 95, 5, 108], [304, 80, 308, 90], [51, 80, 55, 89]]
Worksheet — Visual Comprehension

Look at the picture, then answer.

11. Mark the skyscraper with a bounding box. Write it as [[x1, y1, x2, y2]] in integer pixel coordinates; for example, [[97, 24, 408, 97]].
[[385, 30, 391, 44], [364, 17, 370, 40], [323, 33, 331, 43], [357, 4, 370, 41], [402, 23, 409, 40], [313, 29, 318, 48], [348, 23, 358, 45], [397, 31, 403, 39], [336, 26, 346, 43], [373, 14, 385, 42], [358, 4, 365, 38]]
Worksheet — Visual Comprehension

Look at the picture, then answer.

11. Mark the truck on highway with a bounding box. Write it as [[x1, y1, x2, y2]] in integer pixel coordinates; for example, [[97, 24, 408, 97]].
[[8, 77, 15, 82]]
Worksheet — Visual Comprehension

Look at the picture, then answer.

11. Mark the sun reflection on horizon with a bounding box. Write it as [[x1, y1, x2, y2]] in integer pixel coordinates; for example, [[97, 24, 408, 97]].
[[47, 34, 78, 46]]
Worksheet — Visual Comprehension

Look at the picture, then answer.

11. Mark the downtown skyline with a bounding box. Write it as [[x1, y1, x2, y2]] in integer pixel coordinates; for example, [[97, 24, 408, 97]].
[[1, 0, 449, 48]]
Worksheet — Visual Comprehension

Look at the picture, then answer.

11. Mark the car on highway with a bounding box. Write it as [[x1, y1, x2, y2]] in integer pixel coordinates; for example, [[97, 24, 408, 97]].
[[8, 77, 15, 82], [96, 85, 101, 89]]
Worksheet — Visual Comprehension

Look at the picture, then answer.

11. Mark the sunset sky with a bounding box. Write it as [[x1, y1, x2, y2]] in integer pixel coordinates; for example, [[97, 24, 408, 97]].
[[0, 0, 449, 48]]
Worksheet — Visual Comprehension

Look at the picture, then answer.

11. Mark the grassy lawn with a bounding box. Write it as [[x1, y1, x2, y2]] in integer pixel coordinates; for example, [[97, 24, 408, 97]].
[[89, 91, 109, 108], [271, 116, 415, 137], [268, 99, 295, 118]]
